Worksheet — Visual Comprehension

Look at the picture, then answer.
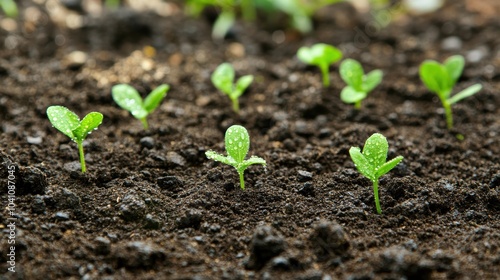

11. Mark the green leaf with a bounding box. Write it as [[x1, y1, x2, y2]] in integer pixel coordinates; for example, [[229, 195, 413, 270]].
[[349, 147, 375, 182], [240, 155, 266, 172], [419, 60, 451, 98], [375, 155, 404, 178], [46, 106, 80, 140], [448, 84, 482, 105], [72, 112, 104, 141], [340, 59, 364, 90], [144, 84, 169, 113], [317, 44, 343, 65], [1, 0, 18, 17], [205, 150, 235, 166], [212, 10, 235, 39], [340, 86, 366, 104], [297, 43, 342, 67], [362, 69, 383, 93], [211, 63, 235, 95], [225, 125, 249, 163], [363, 133, 388, 169], [444, 55, 464, 85], [112, 84, 148, 119], [234, 75, 254, 98]]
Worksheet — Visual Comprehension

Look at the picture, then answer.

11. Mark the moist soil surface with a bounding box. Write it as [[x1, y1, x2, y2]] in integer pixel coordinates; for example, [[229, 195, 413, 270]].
[[1, 1, 500, 279]]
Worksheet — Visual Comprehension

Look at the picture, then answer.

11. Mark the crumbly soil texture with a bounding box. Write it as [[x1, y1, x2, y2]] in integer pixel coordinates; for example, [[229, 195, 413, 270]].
[[1, 1, 499, 279]]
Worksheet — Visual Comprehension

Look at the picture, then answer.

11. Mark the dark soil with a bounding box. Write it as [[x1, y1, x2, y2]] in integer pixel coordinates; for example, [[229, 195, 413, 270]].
[[1, 0, 499, 279]]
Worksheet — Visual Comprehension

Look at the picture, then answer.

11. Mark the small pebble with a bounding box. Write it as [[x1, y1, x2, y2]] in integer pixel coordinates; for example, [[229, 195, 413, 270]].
[[27, 136, 43, 145], [166, 151, 186, 166], [441, 36, 462, 51], [298, 170, 313, 182], [140, 137, 155, 149], [466, 47, 488, 63], [64, 51, 87, 69], [54, 211, 70, 221]]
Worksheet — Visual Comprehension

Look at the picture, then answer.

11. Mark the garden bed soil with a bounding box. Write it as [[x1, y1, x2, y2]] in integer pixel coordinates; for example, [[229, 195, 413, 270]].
[[1, 0, 499, 279]]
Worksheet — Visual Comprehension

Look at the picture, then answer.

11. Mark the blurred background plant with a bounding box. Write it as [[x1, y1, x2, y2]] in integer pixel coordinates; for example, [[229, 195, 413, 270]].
[[0, 0, 18, 17]]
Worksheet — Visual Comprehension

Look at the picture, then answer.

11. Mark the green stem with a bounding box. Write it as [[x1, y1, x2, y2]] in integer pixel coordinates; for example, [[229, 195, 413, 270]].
[[140, 117, 149, 130], [320, 65, 330, 87], [373, 179, 381, 214], [241, 0, 255, 21], [105, 0, 120, 9], [238, 171, 245, 190], [354, 100, 362, 110], [77, 141, 86, 173], [231, 97, 240, 113], [442, 100, 453, 130]]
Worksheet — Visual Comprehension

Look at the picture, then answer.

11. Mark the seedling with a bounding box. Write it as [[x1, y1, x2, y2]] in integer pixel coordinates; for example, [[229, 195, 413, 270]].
[[47, 106, 103, 173], [340, 58, 383, 109], [297, 43, 343, 87], [211, 63, 253, 113], [349, 133, 403, 214], [0, 0, 18, 17], [419, 55, 482, 129], [205, 125, 266, 190], [270, 0, 343, 33], [186, 0, 252, 39], [111, 84, 169, 130]]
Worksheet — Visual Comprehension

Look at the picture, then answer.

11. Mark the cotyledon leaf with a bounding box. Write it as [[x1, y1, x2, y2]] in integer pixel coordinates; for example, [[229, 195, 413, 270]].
[[72, 112, 104, 141], [111, 84, 148, 119], [362, 133, 388, 169], [225, 125, 250, 163], [349, 147, 375, 182], [47, 106, 80, 140]]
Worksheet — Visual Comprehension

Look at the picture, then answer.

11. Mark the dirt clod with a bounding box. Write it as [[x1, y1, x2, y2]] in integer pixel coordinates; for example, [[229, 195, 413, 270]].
[[246, 225, 286, 270]]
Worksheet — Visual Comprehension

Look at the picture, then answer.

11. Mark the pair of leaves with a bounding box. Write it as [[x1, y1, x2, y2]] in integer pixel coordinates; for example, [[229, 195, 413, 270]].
[[297, 43, 343, 70], [111, 84, 170, 120], [419, 55, 464, 99], [340, 59, 383, 104], [349, 133, 403, 183], [211, 63, 254, 101], [419, 55, 481, 104], [205, 125, 266, 177], [47, 106, 103, 143]]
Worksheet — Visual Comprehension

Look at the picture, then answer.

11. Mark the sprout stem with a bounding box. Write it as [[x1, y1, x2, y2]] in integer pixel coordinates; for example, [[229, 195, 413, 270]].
[[354, 101, 362, 110], [140, 118, 149, 130], [231, 98, 240, 113], [238, 171, 245, 190], [77, 141, 86, 173], [320, 65, 330, 87], [443, 101, 453, 130], [241, 0, 255, 21], [373, 179, 381, 214]]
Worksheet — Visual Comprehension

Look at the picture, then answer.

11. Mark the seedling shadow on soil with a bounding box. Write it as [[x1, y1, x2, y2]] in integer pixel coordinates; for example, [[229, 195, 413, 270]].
[[0, 1, 499, 279]]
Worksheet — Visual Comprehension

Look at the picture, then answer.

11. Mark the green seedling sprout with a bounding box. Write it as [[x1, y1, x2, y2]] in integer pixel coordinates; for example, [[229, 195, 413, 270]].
[[47, 106, 103, 173], [111, 84, 170, 130], [104, 0, 120, 9], [419, 55, 482, 129], [297, 43, 343, 87], [270, 0, 342, 33], [211, 63, 254, 113], [0, 0, 18, 17], [205, 125, 266, 190], [340, 58, 383, 109], [349, 133, 404, 214], [186, 0, 251, 39]]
